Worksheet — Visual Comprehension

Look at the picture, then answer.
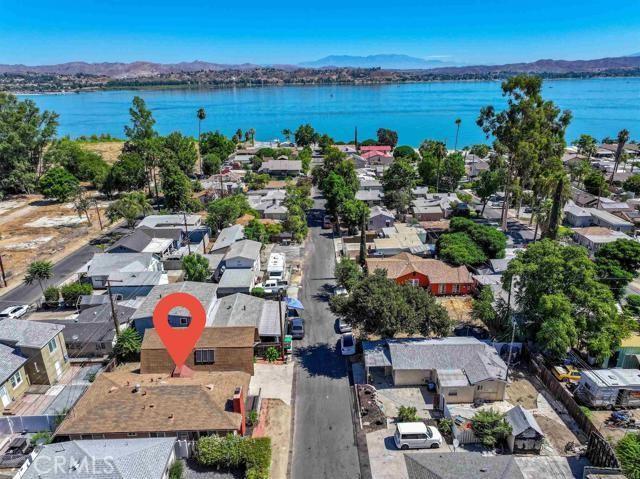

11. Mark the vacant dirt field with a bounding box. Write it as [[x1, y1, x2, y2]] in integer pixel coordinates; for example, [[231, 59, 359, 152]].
[[437, 296, 474, 324], [80, 141, 124, 165], [0, 194, 114, 288]]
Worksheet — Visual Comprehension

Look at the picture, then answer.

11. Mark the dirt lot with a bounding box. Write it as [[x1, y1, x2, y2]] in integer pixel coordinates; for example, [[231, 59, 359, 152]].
[[80, 141, 124, 165], [590, 409, 639, 445], [437, 296, 477, 325], [0, 194, 114, 288], [254, 399, 291, 479]]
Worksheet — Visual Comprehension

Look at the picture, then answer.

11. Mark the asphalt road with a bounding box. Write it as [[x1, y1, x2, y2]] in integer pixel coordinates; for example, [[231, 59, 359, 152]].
[[0, 228, 124, 312], [292, 193, 361, 478]]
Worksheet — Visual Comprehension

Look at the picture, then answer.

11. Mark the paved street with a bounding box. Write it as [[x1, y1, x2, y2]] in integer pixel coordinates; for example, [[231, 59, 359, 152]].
[[292, 193, 361, 478]]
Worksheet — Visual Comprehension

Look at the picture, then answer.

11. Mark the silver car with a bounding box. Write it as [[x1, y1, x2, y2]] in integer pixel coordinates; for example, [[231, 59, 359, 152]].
[[0, 305, 29, 319]]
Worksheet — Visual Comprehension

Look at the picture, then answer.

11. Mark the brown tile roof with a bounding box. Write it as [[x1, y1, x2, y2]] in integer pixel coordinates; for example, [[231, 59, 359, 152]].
[[366, 253, 473, 285], [56, 370, 250, 436], [141, 327, 258, 350]]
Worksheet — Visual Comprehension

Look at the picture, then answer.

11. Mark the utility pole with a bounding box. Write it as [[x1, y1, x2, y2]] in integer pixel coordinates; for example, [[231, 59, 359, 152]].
[[0, 254, 6, 287], [182, 211, 191, 255], [94, 202, 103, 230], [278, 291, 285, 361], [505, 275, 516, 381], [105, 278, 123, 338]]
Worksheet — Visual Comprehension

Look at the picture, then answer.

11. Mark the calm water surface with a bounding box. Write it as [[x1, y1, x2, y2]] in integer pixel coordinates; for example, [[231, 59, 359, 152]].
[[21, 78, 640, 146]]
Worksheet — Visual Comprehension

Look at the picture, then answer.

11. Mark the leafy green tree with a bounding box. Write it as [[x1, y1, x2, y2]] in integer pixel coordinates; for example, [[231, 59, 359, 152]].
[[163, 132, 198, 175], [382, 159, 417, 214], [197, 108, 206, 172], [472, 287, 508, 337], [39, 167, 80, 202], [294, 124, 319, 147], [284, 205, 308, 243], [449, 217, 506, 259], [24, 260, 54, 296], [617, 432, 640, 479], [318, 134, 334, 154], [73, 191, 96, 225], [401, 283, 452, 337], [0, 93, 59, 196], [322, 172, 353, 220], [160, 160, 195, 211], [469, 144, 490, 158], [418, 154, 439, 188], [625, 294, 640, 317], [335, 258, 364, 291], [182, 253, 211, 282], [595, 239, 640, 298], [113, 328, 142, 361], [43, 286, 60, 307], [312, 147, 347, 187], [340, 199, 370, 235], [202, 153, 222, 176], [624, 174, 640, 194], [124, 96, 156, 142], [102, 152, 147, 194], [281, 128, 292, 142], [245, 172, 270, 191], [284, 183, 313, 212], [583, 170, 609, 197], [376, 128, 398, 148], [106, 191, 152, 228], [206, 194, 251, 233], [439, 152, 466, 192], [419, 140, 447, 162], [573, 134, 598, 160], [299, 146, 312, 174], [245, 219, 268, 243], [60, 281, 93, 307], [535, 294, 577, 362], [476, 169, 503, 214], [200, 131, 235, 160], [397, 406, 418, 422], [44, 138, 110, 188], [471, 409, 512, 448], [393, 145, 420, 162], [437, 232, 487, 266]]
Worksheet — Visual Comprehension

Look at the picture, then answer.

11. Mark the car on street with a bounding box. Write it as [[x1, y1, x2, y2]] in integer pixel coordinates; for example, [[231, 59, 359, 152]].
[[394, 422, 442, 450], [289, 317, 305, 340], [0, 304, 29, 319], [255, 279, 287, 296], [340, 332, 356, 355]]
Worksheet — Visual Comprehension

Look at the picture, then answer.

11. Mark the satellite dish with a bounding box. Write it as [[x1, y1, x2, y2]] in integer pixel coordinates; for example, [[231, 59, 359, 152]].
[[453, 439, 460, 449]]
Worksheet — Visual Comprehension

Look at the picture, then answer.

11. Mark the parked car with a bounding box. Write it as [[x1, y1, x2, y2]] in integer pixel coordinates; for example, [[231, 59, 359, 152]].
[[322, 215, 332, 229], [0, 305, 29, 319], [255, 279, 287, 296], [552, 365, 581, 383], [340, 332, 356, 355], [337, 319, 352, 334], [394, 422, 442, 450], [289, 318, 305, 340]]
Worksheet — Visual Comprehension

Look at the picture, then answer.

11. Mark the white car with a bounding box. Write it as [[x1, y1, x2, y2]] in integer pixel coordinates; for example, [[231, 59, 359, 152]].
[[338, 319, 352, 334], [394, 422, 443, 450], [0, 305, 29, 319], [340, 332, 356, 356]]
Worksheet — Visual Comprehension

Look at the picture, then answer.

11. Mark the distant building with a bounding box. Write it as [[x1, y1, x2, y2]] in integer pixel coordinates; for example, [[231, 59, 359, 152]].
[[211, 224, 245, 254], [572, 226, 630, 252], [588, 208, 635, 233], [84, 253, 163, 289], [258, 159, 302, 176], [368, 206, 395, 230]]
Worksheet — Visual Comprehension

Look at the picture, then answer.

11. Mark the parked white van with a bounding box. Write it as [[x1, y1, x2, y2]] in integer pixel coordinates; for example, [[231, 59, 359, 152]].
[[394, 422, 442, 450]]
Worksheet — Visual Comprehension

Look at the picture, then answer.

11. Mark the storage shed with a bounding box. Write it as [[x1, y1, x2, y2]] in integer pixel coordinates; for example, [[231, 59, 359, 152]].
[[505, 405, 544, 453]]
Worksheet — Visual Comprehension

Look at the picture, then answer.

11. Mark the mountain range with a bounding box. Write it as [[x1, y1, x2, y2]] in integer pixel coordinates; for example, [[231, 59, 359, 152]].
[[1, 54, 640, 78]]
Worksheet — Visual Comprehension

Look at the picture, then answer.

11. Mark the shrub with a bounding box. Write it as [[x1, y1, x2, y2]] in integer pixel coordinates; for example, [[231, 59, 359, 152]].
[[30, 431, 52, 445], [471, 409, 512, 448], [437, 232, 487, 266], [397, 405, 418, 422], [60, 281, 93, 307], [169, 460, 183, 479], [264, 346, 280, 363], [616, 432, 640, 479], [112, 328, 142, 361], [247, 409, 259, 426], [196, 435, 271, 479], [43, 286, 60, 307], [251, 287, 265, 298], [437, 418, 453, 437]]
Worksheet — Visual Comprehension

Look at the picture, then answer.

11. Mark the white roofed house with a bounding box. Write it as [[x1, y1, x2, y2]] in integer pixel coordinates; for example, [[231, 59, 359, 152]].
[[588, 208, 635, 233], [572, 227, 630, 253], [84, 253, 163, 289]]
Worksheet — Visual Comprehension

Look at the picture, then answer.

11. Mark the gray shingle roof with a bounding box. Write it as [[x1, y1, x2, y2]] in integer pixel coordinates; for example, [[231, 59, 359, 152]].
[[218, 269, 255, 288], [208, 293, 283, 337], [22, 438, 176, 479], [0, 343, 27, 385], [506, 405, 544, 437], [137, 214, 201, 229], [0, 319, 64, 349], [367, 337, 507, 385], [211, 225, 245, 252], [405, 453, 525, 479], [130, 282, 218, 320], [107, 229, 154, 253], [88, 253, 156, 277], [225, 239, 262, 261]]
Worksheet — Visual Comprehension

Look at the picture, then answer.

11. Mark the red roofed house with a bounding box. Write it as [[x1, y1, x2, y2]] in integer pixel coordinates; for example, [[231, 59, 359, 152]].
[[361, 150, 394, 166], [366, 252, 473, 296], [360, 145, 392, 153]]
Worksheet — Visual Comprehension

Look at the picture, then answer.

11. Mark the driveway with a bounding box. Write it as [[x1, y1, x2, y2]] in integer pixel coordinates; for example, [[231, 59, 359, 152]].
[[291, 192, 360, 478]]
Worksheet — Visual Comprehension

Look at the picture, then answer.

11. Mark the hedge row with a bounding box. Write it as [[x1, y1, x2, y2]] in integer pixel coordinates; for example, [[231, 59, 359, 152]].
[[196, 435, 271, 479]]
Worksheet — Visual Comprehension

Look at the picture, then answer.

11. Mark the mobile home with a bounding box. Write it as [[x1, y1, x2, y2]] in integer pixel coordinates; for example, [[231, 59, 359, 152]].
[[575, 369, 640, 408]]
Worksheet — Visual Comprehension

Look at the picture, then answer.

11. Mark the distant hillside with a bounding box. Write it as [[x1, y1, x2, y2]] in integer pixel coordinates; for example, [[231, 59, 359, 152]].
[[299, 54, 454, 69]]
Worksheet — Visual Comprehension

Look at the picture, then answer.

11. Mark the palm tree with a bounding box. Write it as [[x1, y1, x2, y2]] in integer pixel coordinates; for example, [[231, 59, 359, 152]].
[[248, 128, 256, 146], [609, 129, 630, 185], [24, 260, 54, 296], [454, 118, 462, 151], [197, 108, 206, 174], [282, 129, 292, 143]]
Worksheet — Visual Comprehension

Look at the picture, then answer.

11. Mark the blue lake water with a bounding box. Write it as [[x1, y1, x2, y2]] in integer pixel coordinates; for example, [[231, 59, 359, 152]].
[[20, 78, 640, 147]]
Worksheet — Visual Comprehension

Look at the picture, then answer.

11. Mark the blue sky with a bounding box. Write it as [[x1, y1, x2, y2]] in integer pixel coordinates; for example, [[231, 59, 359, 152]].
[[1, 0, 638, 65]]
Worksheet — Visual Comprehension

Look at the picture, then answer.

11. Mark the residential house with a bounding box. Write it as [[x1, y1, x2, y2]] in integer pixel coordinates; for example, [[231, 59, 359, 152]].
[[137, 214, 202, 230], [588, 208, 635, 233], [355, 190, 384, 206], [224, 240, 261, 273], [217, 269, 257, 297], [412, 193, 459, 220], [38, 304, 135, 358], [247, 190, 289, 220], [411, 186, 430, 198], [359, 179, 383, 191], [211, 225, 245, 254], [359, 145, 392, 154], [571, 187, 598, 208], [563, 202, 593, 228], [22, 438, 178, 479], [208, 293, 284, 343], [367, 253, 473, 295], [107, 229, 175, 256], [0, 319, 69, 385], [602, 332, 640, 368], [55, 370, 250, 440], [505, 405, 545, 454], [361, 150, 393, 166], [106, 271, 169, 299], [465, 155, 490, 178], [141, 326, 257, 375], [368, 206, 395, 230], [258, 159, 302, 177], [131, 282, 219, 334], [572, 227, 630, 253], [363, 337, 507, 402], [84, 253, 163, 289], [412, 204, 445, 221], [0, 343, 29, 409]]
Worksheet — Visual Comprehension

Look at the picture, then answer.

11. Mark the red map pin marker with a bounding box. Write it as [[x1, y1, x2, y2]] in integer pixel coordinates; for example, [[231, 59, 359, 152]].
[[152, 292, 206, 368]]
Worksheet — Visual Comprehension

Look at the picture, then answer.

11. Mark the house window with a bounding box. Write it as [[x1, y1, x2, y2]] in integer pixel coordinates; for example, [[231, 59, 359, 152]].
[[194, 349, 215, 365], [47, 338, 57, 354], [407, 279, 420, 287], [127, 432, 137, 437], [477, 385, 483, 391], [452, 284, 460, 294], [448, 391, 458, 397], [179, 317, 189, 326], [438, 284, 445, 295], [9, 371, 22, 389]]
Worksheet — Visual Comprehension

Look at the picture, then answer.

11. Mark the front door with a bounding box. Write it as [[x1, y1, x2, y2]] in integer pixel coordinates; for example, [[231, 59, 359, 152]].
[[0, 386, 11, 407], [54, 361, 62, 378]]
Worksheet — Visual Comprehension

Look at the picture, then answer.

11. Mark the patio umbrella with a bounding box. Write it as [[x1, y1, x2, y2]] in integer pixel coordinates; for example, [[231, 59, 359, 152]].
[[285, 297, 304, 310]]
